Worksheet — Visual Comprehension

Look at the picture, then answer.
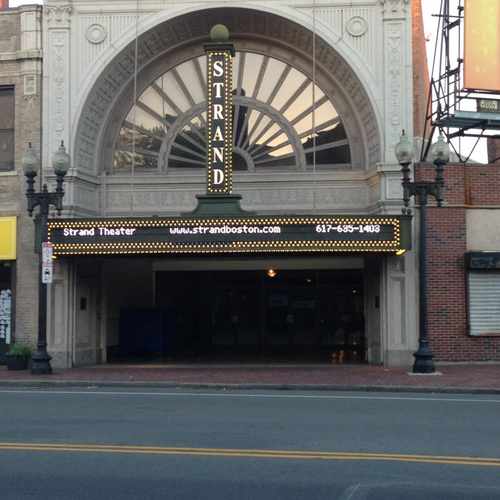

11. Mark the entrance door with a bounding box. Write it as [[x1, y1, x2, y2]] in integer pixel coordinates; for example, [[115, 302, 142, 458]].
[[154, 269, 365, 363], [265, 271, 317, 354], [209, 272, 260, 352]]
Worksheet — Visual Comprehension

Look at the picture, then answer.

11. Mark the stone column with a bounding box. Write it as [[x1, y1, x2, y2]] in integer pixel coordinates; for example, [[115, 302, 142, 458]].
[[380, 250, 418, 367], [47, 258, 76, 368], [377, 0, 418, 368]]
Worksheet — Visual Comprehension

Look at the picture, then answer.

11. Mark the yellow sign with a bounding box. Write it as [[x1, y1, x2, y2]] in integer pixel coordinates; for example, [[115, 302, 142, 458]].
[[464, 0, 500, 92], [0, 217, 17, 260]]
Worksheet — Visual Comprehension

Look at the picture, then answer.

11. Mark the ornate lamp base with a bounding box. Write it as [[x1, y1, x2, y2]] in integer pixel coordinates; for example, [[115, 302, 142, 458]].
[[412, 347, 435, 374], [31, 350, 52, 375]]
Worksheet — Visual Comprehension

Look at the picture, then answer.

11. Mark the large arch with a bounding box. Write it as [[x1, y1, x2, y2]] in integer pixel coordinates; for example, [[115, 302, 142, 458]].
[[74, 7, 382, 177]]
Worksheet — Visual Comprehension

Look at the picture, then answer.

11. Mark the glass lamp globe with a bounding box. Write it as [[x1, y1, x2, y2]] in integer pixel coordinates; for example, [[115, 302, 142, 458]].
[[432, 133, 450, 163], [395, 130, 414, 164], [210, 24, 230, 43], [53, 141, 71, 176], [22, 143, 39, 176]]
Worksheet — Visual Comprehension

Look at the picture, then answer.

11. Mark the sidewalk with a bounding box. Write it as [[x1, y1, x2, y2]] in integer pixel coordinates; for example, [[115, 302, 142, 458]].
[[1, 363, 500, 393]]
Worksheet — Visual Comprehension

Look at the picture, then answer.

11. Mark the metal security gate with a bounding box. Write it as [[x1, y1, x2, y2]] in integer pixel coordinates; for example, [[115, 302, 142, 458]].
[[468, 272, 500, 336]]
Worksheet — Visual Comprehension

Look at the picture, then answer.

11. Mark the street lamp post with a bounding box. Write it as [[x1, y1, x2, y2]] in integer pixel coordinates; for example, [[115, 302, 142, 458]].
[[22, 142, 70, 375], [395, 131, 450, 374]]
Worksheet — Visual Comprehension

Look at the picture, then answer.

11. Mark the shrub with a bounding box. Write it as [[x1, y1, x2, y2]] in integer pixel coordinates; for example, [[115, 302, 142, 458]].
[[7, 344, 32, 358]]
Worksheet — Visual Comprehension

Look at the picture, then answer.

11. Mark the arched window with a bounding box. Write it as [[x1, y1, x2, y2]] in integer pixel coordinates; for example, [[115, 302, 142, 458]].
[[113, 51, 351, 173]]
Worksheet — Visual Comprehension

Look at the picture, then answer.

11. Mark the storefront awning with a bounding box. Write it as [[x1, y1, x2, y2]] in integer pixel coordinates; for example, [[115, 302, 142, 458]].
[[0, 217, 16, 260]]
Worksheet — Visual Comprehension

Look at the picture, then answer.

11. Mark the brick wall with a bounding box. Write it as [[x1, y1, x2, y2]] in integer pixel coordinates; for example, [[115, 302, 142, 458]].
[[487, 138, 500, 165], [412, 0, 430, 140], [416, 162, 500, 361], [0, 10, 18, 52]]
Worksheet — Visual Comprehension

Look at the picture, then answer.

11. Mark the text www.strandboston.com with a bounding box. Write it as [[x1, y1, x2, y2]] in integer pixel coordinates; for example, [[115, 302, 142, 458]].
[[169, 225, 282, 235]]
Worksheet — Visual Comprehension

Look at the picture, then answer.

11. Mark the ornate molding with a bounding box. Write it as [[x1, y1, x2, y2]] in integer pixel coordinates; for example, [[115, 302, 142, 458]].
[[86, 24, 107, 45], [45, 5, 72, 28], [75, 9, 381, 175], [386, 24, 404, 151], [51, 31, 68, 145], [379, 0, 410, 18], [346, 16, 368, 38]]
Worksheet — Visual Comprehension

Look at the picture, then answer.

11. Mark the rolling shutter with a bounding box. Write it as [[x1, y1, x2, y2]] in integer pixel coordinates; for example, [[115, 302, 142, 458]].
[[468, 272, 500, 336]]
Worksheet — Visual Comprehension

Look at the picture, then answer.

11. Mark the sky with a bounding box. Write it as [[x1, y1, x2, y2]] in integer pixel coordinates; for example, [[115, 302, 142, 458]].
[[7, 0, 490, 162]]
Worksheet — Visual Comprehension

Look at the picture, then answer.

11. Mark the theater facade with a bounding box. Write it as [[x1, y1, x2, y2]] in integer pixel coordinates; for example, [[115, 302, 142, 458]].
[[39, 0, 419, 368]]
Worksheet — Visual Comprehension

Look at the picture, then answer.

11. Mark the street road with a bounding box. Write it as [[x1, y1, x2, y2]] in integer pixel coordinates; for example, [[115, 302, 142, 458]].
[[0, 388, 499, 499]]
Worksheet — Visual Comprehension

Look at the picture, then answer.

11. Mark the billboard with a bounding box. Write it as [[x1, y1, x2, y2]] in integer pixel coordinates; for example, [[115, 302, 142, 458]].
[[464, 0, 500, 92]]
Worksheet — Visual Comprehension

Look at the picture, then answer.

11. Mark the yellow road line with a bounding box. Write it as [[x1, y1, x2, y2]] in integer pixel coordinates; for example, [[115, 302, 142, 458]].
[[0, 443, 499, 467]]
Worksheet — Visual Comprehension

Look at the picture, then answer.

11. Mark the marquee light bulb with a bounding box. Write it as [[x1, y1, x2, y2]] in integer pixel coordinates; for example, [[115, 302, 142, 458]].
[[267, 269, 278, 278]]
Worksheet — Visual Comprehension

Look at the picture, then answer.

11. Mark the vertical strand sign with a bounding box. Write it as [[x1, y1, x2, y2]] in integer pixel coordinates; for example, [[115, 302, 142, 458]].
[[205, 25, 235, 195]]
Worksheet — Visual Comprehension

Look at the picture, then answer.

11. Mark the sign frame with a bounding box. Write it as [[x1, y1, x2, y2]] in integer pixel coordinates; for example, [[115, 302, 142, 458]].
[[464, 0, 500, 93], [206, 47, 234, 195]]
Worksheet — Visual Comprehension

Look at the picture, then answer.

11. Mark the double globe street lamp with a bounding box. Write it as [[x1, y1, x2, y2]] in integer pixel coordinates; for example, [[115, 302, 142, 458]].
[[22, 142, 70, 374], [395, 131, 450, 374]]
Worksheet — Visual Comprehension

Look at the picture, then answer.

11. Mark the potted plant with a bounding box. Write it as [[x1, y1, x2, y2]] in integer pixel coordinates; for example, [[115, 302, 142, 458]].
[[5, 344, 32, 371]]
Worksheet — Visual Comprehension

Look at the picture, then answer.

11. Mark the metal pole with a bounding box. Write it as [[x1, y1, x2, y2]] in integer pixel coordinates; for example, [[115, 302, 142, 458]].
[[413, 191, 435, 373], [31, 197, 52, 375]]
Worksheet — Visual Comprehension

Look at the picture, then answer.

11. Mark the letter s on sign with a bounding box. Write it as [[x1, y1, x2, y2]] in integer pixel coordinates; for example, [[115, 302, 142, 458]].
[[213, 60, 224, 77]]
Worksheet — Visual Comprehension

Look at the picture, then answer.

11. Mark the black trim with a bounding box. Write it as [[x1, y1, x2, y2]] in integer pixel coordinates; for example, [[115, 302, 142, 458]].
[[466, 252, 500, 270]]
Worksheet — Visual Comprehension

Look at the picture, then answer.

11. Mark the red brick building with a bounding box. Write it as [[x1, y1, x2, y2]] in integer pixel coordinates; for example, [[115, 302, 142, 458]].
[[417, 164, 500, 362], [412, 0, 500, 362]]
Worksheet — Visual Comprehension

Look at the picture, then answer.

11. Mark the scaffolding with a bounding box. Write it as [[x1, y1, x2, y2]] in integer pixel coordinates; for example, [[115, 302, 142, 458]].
[[422, 0, 500, 163]]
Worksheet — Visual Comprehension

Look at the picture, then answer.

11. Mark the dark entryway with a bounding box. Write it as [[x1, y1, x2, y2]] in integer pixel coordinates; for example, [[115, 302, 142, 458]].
[[113, 269, 365, 363]]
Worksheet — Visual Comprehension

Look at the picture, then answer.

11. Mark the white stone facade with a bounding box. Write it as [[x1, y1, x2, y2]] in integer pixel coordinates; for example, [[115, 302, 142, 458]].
[[41, 0, 418, 368]]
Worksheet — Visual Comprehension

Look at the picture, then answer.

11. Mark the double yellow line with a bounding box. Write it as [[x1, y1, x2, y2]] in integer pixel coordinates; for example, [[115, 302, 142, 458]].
[[0, 442, 500, 467]]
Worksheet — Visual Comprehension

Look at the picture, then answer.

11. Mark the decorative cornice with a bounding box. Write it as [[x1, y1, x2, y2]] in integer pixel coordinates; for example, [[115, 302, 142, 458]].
[[379, 0, 410, 17], [45, 5, 72, 28]]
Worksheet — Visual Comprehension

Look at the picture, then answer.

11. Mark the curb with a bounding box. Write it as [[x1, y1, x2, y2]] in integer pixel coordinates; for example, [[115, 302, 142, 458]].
[[0, 379, 499, 395]]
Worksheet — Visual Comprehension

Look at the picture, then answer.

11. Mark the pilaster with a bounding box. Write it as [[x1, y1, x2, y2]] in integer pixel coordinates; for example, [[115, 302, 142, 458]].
[[380, 0, 412, 162], [380, 249, 418, 367], [43, 3, 72, 175], [47, 258, 75, 369]]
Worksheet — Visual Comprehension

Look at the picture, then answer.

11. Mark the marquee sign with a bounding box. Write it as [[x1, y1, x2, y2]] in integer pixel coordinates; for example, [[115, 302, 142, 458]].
[[206, 45, 234, 194], [47, 215, 410, 256]]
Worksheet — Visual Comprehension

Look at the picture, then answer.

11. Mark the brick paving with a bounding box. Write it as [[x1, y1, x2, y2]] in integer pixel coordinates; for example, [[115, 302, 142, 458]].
[[0, 363, 499, 392]]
